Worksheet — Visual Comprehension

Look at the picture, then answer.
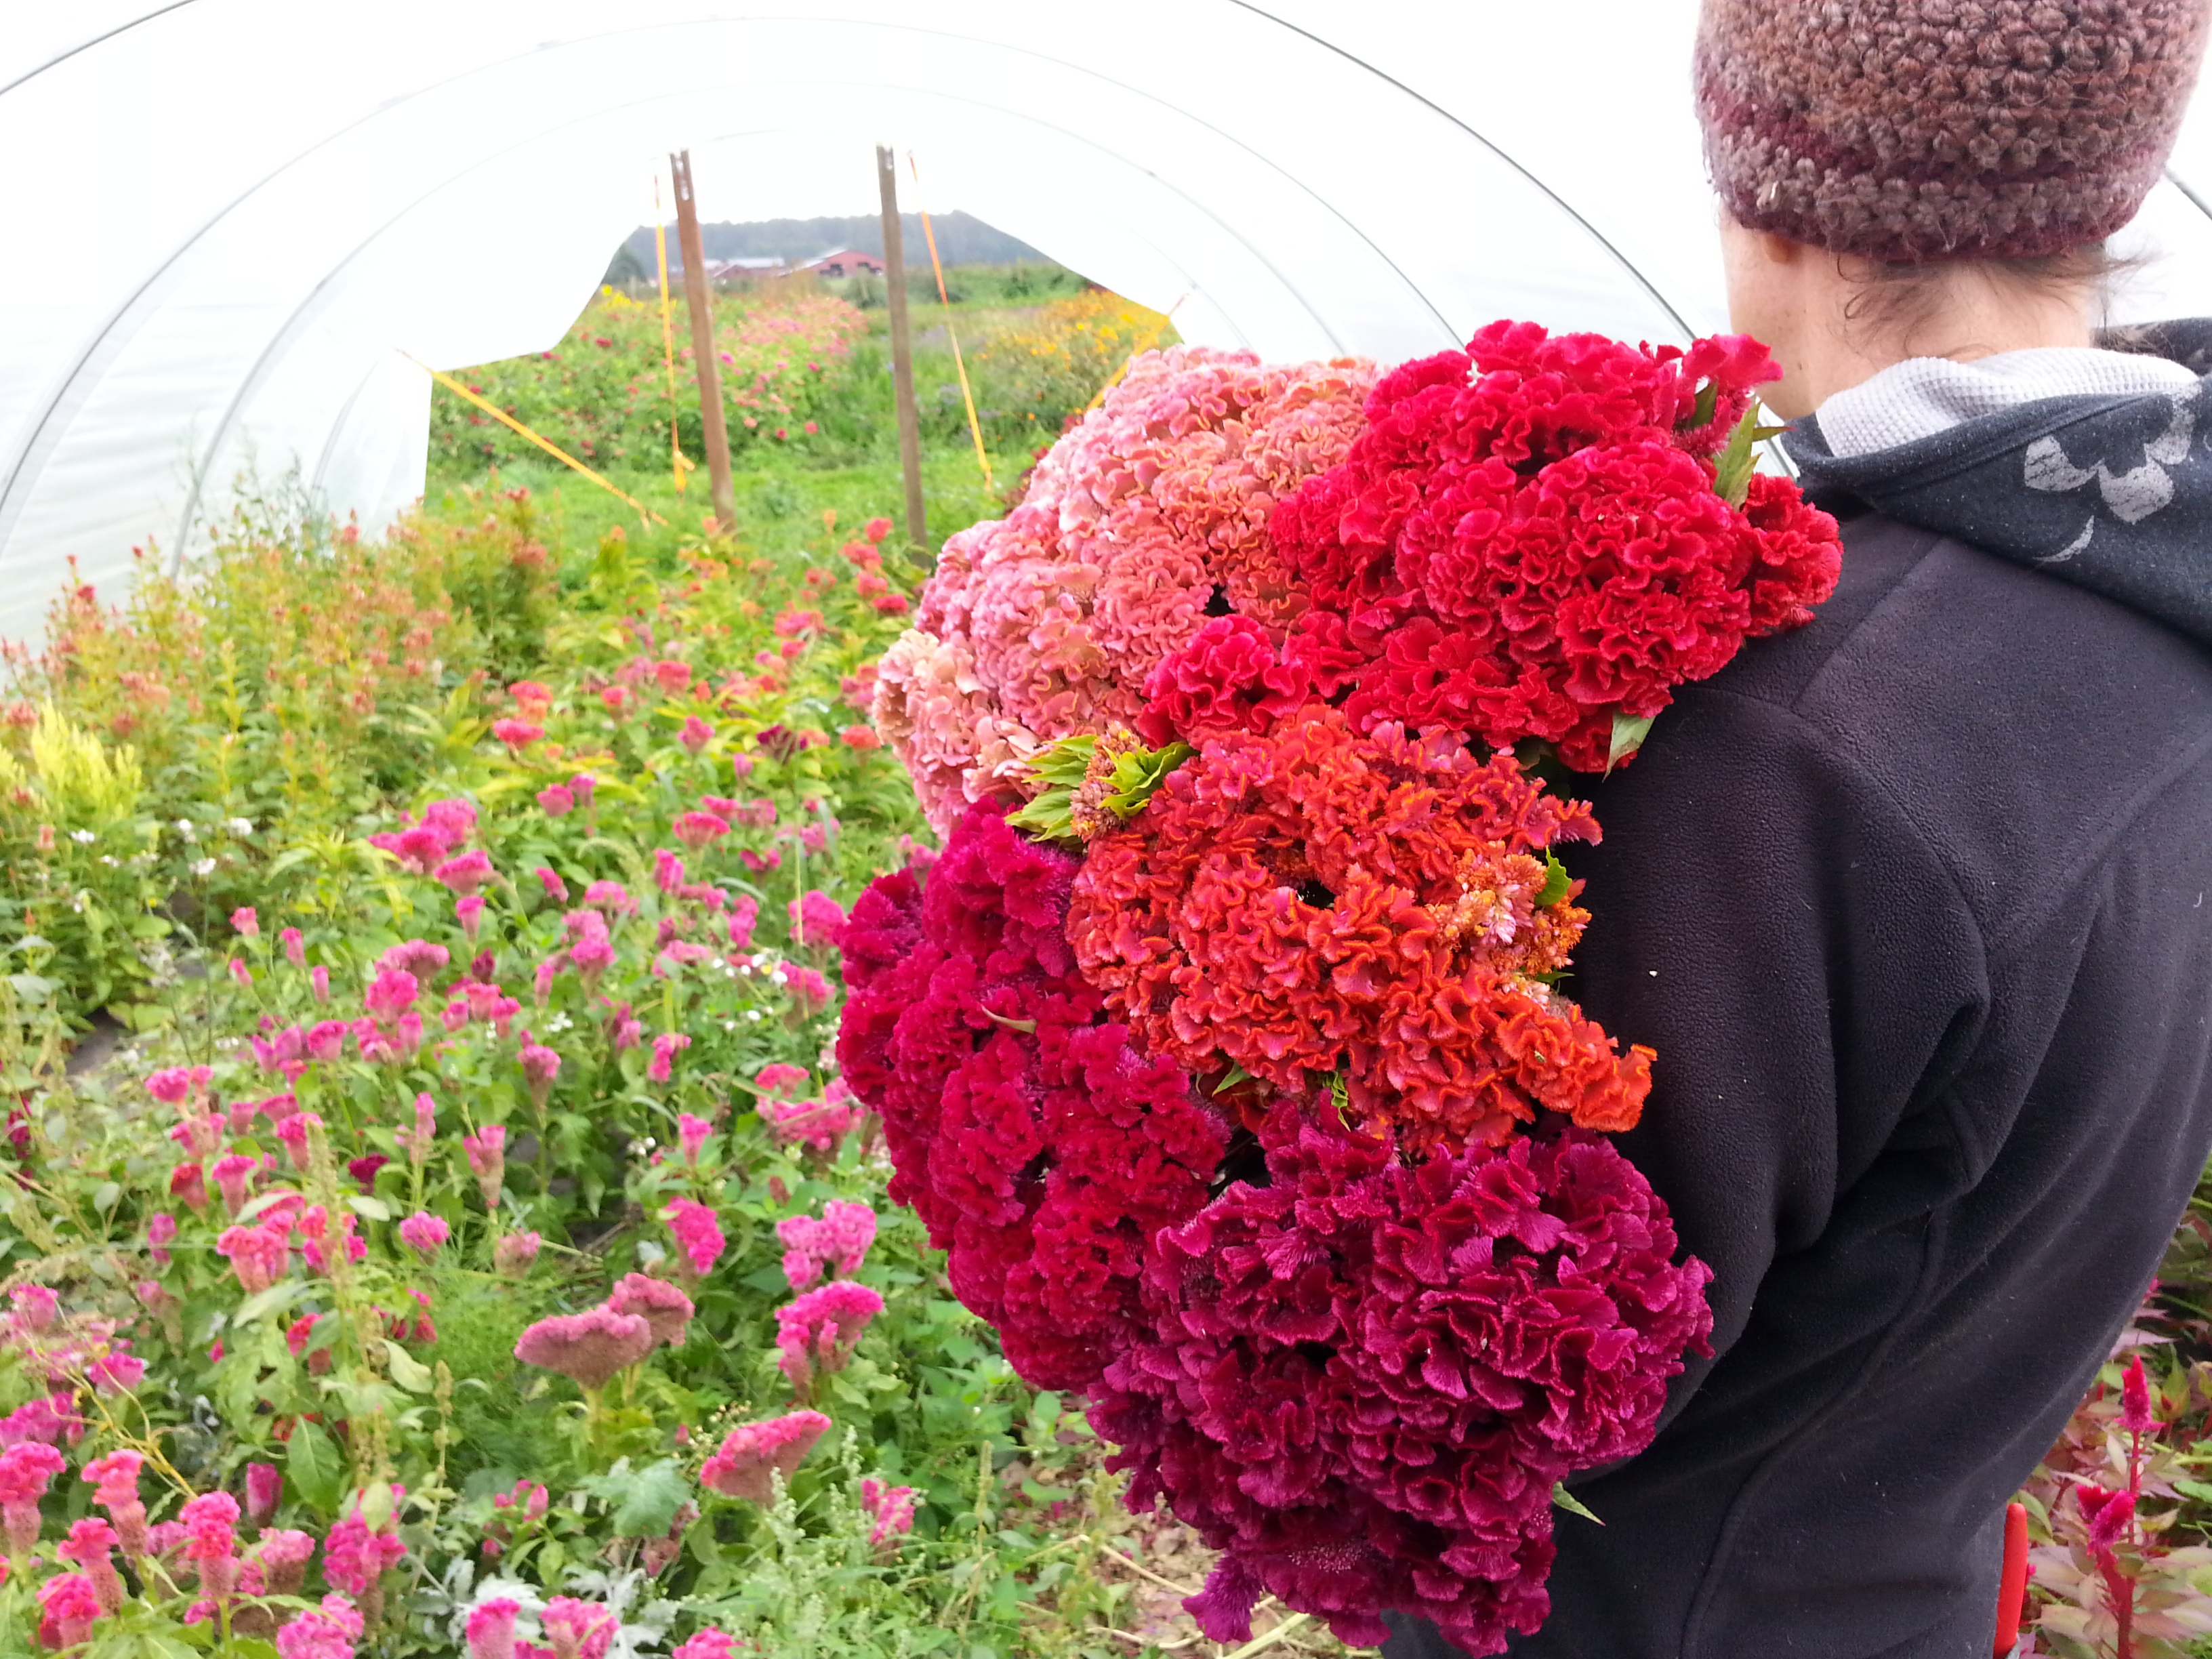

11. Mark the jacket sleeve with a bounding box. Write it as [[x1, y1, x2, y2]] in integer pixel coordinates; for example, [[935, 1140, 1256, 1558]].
[[1563, 684, 1990, 1412]]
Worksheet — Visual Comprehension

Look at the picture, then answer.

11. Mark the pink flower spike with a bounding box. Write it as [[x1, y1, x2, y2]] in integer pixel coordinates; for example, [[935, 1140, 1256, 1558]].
[[570, 772, 596, 806], [860, 1477, 917, 1549], [276, 1592, 365, 1657], [170, 1160, 209, 1213], [583, 879, 635, 915], [37, 1572, 102, 1647], [232, 907, 259, 938], [678, 714, 714, 754], [697, 1410, 832, 1502], [146, 1212, 178, 1266], [654, 848, 685, 893], [432, 848, 495, 897], [542, 1596, 618, 1659], [490, 718, 543, 750], [281, 926, 305, 966], [727, 896, 760, 952], [364, 967, 420, 1023], [536, 783, 575, 817], [775, 1281, 883, 1395], [456, 894, 487, 940], [228, 956, 253, 987], [467, 1598, 521, 1659], [213, 1152, 258, 1213], [323, 1491, 406, 1596], [398, 1212, 450, 1261], [246, 1462, 282, 1527], [513, 1307, 653, 1390], [674, 1632, 746, 1659], [310, 965, 330, 1003], [493, 1231, 540, 1277], [787, 889, 846, 946], [519, 1038, 561, 1105], [535, 867, 570, 903], [464, 1124, 506, 1210], [2123, 1354, 2157, 1433], [217, 1223, 290, 1295], [276, 1112, 321, 1170], [9, 1282, 57, 1333], [678, 1112, 711, 1166], [647, 1031, 691, 1084], [672, 811, 729, 852], [664, 1198, 725, 1279]]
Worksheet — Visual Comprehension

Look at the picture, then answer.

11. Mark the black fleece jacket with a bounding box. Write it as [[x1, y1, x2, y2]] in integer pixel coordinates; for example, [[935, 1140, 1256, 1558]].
[[1384, 335, 2212, 1658]]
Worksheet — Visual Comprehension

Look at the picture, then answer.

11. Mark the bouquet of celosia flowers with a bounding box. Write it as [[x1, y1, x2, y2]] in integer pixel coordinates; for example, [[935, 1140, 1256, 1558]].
[[839, 328, 1841, 1652]]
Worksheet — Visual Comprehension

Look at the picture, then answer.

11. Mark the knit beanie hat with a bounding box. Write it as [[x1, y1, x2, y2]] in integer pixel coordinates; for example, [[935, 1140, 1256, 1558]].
[[1696, 0, 2211, 261]]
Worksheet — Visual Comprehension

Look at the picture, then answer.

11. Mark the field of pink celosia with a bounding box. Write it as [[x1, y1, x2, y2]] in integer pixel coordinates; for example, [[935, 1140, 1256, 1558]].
[[0, 494, 1196, 1658]]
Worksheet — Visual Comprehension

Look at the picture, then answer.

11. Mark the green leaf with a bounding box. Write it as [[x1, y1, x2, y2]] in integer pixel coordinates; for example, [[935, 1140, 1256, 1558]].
[[382, 1340, 434, 1393], [1212, 1063, 1253, 1096], [91, 1182, 120, 1214], [1552, 1482, 1604, 1525], [1710, 401, 1783, 509], [234, 1279, 310, 1325], [345, 1194, 392, 1222], [2175, 1477, 2212, 1504], [1605, 712, 1654, 777], [287, 1418, 342, 1512], [581, 1456, 693, 1537], [1535, 854, 1572, 909]]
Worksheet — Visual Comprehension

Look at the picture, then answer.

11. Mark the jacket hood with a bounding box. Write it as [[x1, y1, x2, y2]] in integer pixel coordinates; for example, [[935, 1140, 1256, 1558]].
[[1786, 319, 2212, 649]]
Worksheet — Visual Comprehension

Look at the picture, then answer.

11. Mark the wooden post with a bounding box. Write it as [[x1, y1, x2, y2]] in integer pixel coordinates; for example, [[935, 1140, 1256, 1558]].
[[670, 150, 737, 535], [877, 143, 926, 547]]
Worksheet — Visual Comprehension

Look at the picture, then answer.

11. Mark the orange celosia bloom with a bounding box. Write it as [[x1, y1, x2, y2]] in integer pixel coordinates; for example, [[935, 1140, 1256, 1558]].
[[1066, 706, 1652, 1152]]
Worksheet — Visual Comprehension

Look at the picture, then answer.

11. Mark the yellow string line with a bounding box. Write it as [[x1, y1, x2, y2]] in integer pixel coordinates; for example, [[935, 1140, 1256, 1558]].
[[406, 352, 667, 527], [653, 176, 689, 495], [907, 152, 994, 493]]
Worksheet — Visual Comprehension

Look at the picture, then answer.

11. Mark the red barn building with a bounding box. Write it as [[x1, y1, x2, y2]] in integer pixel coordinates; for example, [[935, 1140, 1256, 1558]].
[[798, 248, 884, 278]]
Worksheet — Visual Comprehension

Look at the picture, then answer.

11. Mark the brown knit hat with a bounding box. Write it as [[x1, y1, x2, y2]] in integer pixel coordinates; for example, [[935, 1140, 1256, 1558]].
[[1696, 0, 2212, 261]]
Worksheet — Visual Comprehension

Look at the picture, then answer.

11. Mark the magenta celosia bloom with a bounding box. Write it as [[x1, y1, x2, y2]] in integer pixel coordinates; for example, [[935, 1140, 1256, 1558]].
[[697, 1410, 832, 1502], [725, 895, 760, 953], [772, 962, 832, 1014], [37, 1572, 102, 1646], [275, 1111, 321, 1171], [540, 1595, 618, 1659], [583, 878, 634, 915], [81, 1450, 148, 1557], [180, 1490, 241, 1602], [274, 1593, 363, 1659], [672, 811, 729, 852], [647, 1031, 690, 1084], [144, 1065, 211, 1105], [678, 715, 714, 754], [672, 1631, 745, 1659], [787, 890, 846, 946], [246, 1461, 282, 1527], [775, 1280, 884, 1395], [535, 867, 570, 903], [231, 906, 258, 938], [363, 967, 419, 1023], [169, 1160, 209, 1213], [8, 1283, 56, 1333], [252, 1527, 315, 1595], [489, 718, 543, 750], [608, 1273, 694, 1349], [281, 926, 305, 966], [310, 964, 330, 1002], [456, 894, 487, 940], [0, 1440, 63, 1554], [514, 1306, 653, 1390], [518, 1037, 561, 1105], [212, 1152, 258, 1214], [677, 1112, 711, 1166], [58, 1517, 123, 1614], [466, 1599, 521, 1659], [432, 848, 496, 897], [757, 1090, 863, 1155], [664, 1199, 725, 1279], [653, 847, 685, 894], [397, 1212, 449, 1261], [874, 347, 1376, 831], [464, 1124, 506, 1209], [322, 1493, 406, 1596], [777, 1200, 876, 1292], [493, 1231, 540, 1277], [754, 1063, 809, 1097], [87, 1347, 146, 1396], [537, 783, 575, 817], [860, 1477, 917, 1549]]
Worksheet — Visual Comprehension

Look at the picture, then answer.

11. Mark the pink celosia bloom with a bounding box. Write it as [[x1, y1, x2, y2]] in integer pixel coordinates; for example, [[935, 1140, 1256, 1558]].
[[541, 1595, 618, 1659], [9, 1282, 56, 1333], [170, 1160, 209, 1213], [311, 964, 331, 1002], [754, 1063, 809, 1098], [213, 1151, 258, 1213], [364, 967, 420, 1023], [776, 1200, 877, 1292], [787, 890, 845, 946], [87, 1347, 146, 1396], [322, 1492, 406, 1595], [147, 1212, 177, 1268], [464, 1124, 506, 1210], [144, 1065, 211, 1105], [275, 1111, 322, 1170], [727, 901, 761, 954], [729, 751, 755, 780], [860, 1477, 917, 1549], [535, 867, 569, 903], [647, 1031, 691, 1084], [253, 1528, 316, 1595], [398, 1212, 450, 1261], [456, 894, 487, 940], [299, 1206, 365, 1273], [380, 939, 450, 979], [607, 1273, 694, 1349], [677, 1113, 711, 1166], [513, 1307, 653, 1390], [247, 1461, 282, 1527], [274, 1593, 363, 1659], [608, 1003, 643, 1050], [840, 724, 882, 750], [533, 954, 563, 1003], [82, 1450, 148, 1556], [653, 848, 685, 893], [664, 1198, 725, 1278], [493, 1231, 541, 1277], [583, 879, 634, 914], [775, 1281, 883, 1394], [570, 772, 596, 807], [672, 811, 728, 852], [536, 783, 575, 817], [37, 1572, 102, 1646], [232, 906, 259, 938], [519, 1038, 561, 1105], [58, 1516, 123, 1614], [773, 962, 833, 1015], [304, 1018, 348, 1061], [281, 926, 305, 966], [698, 1410, 832, 1502], [678, 715, 714, 754], [672, 1631, 746, 1659], [181, 1490, 241, 1601], [489, 718, 543, 750], [433, 848, 496, 897], [394, 1092, 437, 1168], [797, 823, 827, 855], [134, 1279, 178, 1327], [226, 956, 253, 987], [467, 1598, 522, 1659]]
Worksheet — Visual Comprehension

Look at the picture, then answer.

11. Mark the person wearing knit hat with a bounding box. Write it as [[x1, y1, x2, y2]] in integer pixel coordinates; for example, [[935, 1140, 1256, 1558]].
[[1383, 5, 2212, 1658]]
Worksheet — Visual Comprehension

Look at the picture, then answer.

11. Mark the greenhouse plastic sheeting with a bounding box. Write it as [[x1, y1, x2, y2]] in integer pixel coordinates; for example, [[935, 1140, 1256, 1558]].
[[7, 2, 2212, 645]]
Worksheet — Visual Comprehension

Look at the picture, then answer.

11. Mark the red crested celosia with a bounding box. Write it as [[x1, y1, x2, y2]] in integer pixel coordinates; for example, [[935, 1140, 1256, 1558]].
[[874, 348, 1378, 832], [775, 1281, 883, 1395], [1068, 706, 1650, 1153], [1094, 1104, 1713, 1655], [699, 1410, 834, 1502], [836, 800, 1228, 1391], [513, 1307, 653, 1390], [1253, 321, 1839, 772]]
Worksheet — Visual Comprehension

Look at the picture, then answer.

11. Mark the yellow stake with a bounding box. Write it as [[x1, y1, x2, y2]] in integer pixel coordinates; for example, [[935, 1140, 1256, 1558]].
[[406, 352, 667, 527], [907, 152, 994, 493]]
